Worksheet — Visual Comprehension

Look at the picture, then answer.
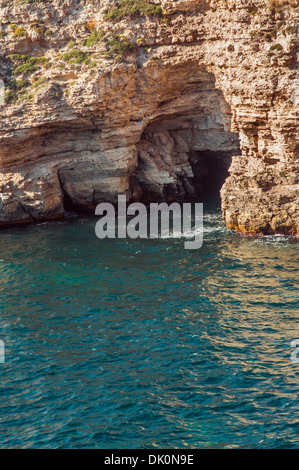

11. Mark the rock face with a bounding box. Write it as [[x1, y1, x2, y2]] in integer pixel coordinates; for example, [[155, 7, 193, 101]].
[[0, 0, 298, 233]]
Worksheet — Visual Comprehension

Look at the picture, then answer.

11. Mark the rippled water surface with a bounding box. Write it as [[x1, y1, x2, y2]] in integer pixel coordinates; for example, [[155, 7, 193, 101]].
[[0, 199, 298, 449]]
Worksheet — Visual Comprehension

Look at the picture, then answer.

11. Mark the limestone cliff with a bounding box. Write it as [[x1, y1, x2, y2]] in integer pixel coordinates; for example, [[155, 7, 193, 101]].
[[0, 0, 298, 234]]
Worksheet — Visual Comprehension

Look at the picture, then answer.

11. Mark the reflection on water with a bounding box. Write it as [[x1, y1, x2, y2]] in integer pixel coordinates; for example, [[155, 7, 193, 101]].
[[0, 200, 298, 448]]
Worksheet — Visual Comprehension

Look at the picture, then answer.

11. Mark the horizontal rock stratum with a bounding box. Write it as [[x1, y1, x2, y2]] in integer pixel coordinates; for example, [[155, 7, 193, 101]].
[[0, 0, 298, 234]]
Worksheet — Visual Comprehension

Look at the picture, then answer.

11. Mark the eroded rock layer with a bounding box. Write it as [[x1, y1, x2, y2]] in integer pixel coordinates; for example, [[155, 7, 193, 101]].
[[0, 0, 298, 233]]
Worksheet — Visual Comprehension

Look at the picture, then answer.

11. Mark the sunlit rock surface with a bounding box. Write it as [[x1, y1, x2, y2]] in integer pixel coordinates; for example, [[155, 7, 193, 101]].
[[0, 0, 298, 233]]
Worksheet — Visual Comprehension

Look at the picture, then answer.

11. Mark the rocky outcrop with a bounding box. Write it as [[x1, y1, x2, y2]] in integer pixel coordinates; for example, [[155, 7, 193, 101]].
[[0, 0, 298, 234]]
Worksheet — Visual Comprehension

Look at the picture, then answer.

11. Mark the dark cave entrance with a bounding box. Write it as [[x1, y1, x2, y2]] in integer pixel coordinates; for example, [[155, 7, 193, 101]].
[[134, 69, 240, 204], [57, 65, 241, 215], [187, 150, 234, 201], [135, 123, 240, 204]]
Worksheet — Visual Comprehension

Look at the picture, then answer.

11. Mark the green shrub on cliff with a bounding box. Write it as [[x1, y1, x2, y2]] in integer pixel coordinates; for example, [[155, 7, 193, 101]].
[[268, 0, 299, 8], [4, 89, 16, 104], [62, 49, 87, 64], [14, 27, 27, 38], [4, 77, 31, 104], [16, 57, 49, 75], [104, 0, 163, 21], [61, 49, 97, 67], [285, 25, 297, 34], [6, 54, 50, 77], [83, 28, 105, 47], [269, 43, 283, 51], [105, 35, 137, 62]]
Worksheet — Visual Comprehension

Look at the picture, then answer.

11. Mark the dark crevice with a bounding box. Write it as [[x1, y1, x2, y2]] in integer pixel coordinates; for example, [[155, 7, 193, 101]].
[[189, 150, 234, 199], [57, 170, 88, 216], [62, 191, 79, 212]]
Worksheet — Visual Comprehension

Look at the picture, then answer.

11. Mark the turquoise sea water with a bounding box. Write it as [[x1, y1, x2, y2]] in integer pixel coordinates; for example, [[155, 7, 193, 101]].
[[0, 199, 298, 449]]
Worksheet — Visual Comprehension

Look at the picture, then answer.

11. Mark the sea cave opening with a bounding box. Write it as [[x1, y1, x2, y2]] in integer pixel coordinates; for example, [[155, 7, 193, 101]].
[[187, 150, 236, 200], [135, 114, 240, 205], [59, 65, 241, 215], [133, 66, 240, 205]]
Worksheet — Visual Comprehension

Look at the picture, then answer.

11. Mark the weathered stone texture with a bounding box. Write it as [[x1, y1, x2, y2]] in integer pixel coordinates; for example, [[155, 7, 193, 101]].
[[0, 0, 298, 233]]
